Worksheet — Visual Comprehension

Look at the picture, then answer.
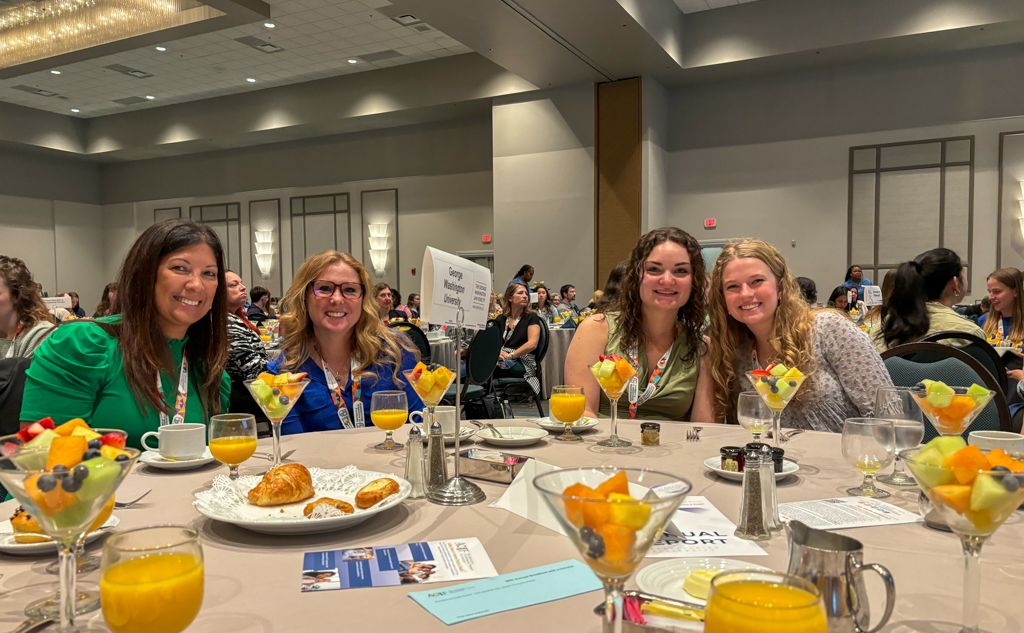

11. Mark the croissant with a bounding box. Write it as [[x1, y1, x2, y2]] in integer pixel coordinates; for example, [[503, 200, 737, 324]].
[[248, 464, 315, 506]]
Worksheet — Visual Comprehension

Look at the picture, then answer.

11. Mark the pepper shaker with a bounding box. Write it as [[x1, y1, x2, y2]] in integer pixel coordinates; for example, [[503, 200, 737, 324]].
[[734, 448, 771, 541], [404, 425, 426, 499], [424, 420, 448, 491]]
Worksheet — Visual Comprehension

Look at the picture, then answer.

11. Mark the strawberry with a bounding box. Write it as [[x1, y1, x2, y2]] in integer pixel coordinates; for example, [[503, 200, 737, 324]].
[[751, 369, 770, 377], [24, 422, 47, 439], [291, 372, 308, 382], [99, 433, 126, 449], [15, 428, 32, 442], [36, 417, 55, 430]]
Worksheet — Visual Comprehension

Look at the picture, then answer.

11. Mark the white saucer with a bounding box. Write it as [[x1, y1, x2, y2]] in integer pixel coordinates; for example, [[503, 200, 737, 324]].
[[534, 416, 599, 433], [702, 456, 799, 482], [0, 515, 119, 555], [475, 426, 547, 447], [442, 427, 476, 445], [635, 558, 771, 606], [140, 448, 216, 470]]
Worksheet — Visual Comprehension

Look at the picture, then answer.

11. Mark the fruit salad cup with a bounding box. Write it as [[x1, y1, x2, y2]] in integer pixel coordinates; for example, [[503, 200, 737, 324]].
[[245, 372, 310, 467], [589, 355, 637, 448], [404, 362, 456, 429], [909, 380, 994, 437], [746, 364, 806, 448]]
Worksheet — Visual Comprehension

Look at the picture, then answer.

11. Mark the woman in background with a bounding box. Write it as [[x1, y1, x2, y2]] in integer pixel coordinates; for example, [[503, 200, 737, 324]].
[[979, 268, 1024, 343], [224, 271, 270, 419], [65, 291, 86, 318], [843, 265, 873, 303], [533, 284, 559, 321], [93, 282, 118, 317], [0, 256, 55, 359], [827, 286, 852, 313], [492, 282, 543, 394]]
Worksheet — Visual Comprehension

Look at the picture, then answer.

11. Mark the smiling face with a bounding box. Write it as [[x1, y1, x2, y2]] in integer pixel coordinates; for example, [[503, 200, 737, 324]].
[[310, 261, 363, 338], [987, 276, 1015, 315], [225, 271, 248, 312], [154, 243, 219, 339], [722, 257, 780, 333], [639, 241, 693, 313]]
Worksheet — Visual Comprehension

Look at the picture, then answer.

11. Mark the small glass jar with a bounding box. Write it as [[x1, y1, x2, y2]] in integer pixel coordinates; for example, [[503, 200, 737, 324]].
[[771, 447, 785, 474], [720, 446, 744, 472], [745, 442, 769, 455], [641, 422, 661, 446]]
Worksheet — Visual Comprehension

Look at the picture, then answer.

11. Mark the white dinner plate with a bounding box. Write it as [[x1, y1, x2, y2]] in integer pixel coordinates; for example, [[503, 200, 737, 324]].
[[139, 448, 216, 471], [0, 515, 119, 555], [474, 426, 548, 447], [635, 558, 771, 606], [702, 456, 799, 482], [442, 427, 476, 445], [534, 416, 599, 433], [193, 466, 411, 535]]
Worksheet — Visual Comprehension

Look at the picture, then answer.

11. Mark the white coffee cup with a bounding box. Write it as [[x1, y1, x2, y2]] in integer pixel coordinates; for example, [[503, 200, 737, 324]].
[[409, 406, 458, 435], [140, 423, 207, 460], [968, 430, 1024, 454]]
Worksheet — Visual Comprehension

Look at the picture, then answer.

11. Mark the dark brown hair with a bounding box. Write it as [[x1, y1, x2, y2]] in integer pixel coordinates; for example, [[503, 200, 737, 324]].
[[114, 220, 228, 418], [94, 282, 118, 317], [0, 256, 53, 329]]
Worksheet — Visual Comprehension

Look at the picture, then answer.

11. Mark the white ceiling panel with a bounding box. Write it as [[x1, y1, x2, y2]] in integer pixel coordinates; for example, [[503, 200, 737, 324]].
[[674, 0, 762, 13]]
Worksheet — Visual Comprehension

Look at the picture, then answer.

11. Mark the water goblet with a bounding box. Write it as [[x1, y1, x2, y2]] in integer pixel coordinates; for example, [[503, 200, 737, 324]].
[[841, 418, 895, 498], [873, 386, 925, 486], [737, 391, 772, 443]]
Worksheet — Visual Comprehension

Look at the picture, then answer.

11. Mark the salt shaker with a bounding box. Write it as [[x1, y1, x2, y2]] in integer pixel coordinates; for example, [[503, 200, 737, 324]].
[[734, 448, 771, 541], [403, 425, 426, 499], [759, 445, 782, 532], [424, 420, 448, 490]]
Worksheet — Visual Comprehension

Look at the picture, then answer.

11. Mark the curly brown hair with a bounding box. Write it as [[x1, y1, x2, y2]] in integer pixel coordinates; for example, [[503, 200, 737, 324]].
[[0, 256, 54, 331], [612, 228, 706, 364], [706, 239, 816, 422]]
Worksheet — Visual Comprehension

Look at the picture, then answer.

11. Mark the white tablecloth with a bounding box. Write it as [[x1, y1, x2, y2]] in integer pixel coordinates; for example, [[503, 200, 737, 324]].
[[429, 338, 456, 370], [541, 327, 575, 397]]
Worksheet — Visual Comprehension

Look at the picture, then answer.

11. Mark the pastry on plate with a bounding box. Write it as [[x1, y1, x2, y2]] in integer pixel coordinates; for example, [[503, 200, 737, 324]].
[[248, 463, 315, 506], [10, 507, 49, 544], [303, 497, 355, 518], [355, 478, 400, 509]]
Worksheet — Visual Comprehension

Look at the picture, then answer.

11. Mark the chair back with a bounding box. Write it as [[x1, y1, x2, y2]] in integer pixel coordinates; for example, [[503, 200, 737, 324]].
[[535, 318, 550, 363], [465, 325, 502, 387], [388, 321, 431, 364], [920, 330, 1008, 396], [881, 342, 1012, 441], [0, 356, 30, 436]]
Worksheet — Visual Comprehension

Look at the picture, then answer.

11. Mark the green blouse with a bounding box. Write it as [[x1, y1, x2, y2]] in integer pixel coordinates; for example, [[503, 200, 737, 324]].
[[598, 312, 700, 421], [20, 316, 231, 449]]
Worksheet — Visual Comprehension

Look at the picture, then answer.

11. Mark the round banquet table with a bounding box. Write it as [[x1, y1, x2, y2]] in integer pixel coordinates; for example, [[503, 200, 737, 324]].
[[541, 327, 575, 397], [428, 338, 457, 371], [2, 422, 1023, 632]]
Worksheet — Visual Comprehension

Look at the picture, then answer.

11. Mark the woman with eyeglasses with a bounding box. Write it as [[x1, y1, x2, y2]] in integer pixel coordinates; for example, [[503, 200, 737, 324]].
[[564, 227, 714, 421], [269, 251, 424, 434]]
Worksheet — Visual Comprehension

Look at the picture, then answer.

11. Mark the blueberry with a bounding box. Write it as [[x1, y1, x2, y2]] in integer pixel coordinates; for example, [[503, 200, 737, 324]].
[[52, 465, 69, 474], [60, 474, 82, 493], [279, 395, 290, 405], [760, 376, 768, 383], [1003, 476, 1021, 493], [114, 454, 129, 462], [272, 389, 281, 396], [83, 448, 101, 460], [991, 466, 1011, 478], [73, 465, 89, 481], [87, 439, 102, 449], [580, 526, 596, 543], [36, 474, 57, 492], [586, 533, 606, 559], [770, 386, 779, 393], [789, 380, 797, 387]]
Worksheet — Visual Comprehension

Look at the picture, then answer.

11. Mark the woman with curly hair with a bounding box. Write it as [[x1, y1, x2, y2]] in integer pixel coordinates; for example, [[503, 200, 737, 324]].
[[564, 227, 713, 421], [270, 251, 424, 434], [706, 239, 891, 432], [0, 256, 55, 359]]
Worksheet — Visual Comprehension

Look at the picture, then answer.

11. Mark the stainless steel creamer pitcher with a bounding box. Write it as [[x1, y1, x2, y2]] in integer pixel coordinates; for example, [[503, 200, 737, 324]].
[[786, 520, 895, 633]]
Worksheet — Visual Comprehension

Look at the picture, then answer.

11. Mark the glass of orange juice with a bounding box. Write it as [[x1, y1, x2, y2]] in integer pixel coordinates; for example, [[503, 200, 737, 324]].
[[209, 413, 258, 480], [705, 570, 827, 633], [101, 526, 204, 633], [371, 390, 408, 451], [550, 385, 586, 442]]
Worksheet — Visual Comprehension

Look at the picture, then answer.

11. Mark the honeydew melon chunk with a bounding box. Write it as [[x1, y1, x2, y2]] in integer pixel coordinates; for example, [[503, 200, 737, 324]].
[[907, 446, 955, 488], [925, 381, 955, 408], [769, 364, 788, 377], [24, 429, 57, 451], [589, 364, 602, 379], [782, 367, 804, 379], [598, 359, 616, 379], [969, 473, 1017, 513], [923, 436, 967, 457], [966, 383, 991, 400], [775, 380, 795, 399]]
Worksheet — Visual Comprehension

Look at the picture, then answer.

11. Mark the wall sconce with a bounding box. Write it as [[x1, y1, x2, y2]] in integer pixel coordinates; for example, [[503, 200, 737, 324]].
[[254, 229, 274, 279], [367, 222, 390, 275]]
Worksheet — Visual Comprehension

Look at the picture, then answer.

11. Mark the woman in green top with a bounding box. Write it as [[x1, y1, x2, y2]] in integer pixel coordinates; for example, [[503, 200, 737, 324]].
[[564, 227, 713, 421], [21, 220, 231, 448]]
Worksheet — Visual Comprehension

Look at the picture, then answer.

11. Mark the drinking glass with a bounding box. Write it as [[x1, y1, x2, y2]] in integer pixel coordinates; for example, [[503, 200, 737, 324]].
[[593, 358, 636, 448], [370, 390, 408, 451], [873, 387, 925, 486], [841, 418, 895, 498], [101, 526, 204, 633], [208, 413, 257, 480], [737, 391, 772, 442], [244, 376, 310, 467], [550, 385, 586, 442], [705, 570, 827, 633]]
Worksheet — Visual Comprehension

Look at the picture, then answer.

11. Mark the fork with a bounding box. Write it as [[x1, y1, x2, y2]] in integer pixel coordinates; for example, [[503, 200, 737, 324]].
[[685, 426, 703, 442], [468, 420, 504, 438], [115, 489, 152, 509]]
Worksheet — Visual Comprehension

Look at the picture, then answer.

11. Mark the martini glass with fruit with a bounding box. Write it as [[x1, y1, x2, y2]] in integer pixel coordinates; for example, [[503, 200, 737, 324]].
[[403, 362, 456, 432], [746, 364, 806, 449], [909, 380, 994, 439], [533, 468, 691, 633], [0, 420, 138, 632], [244, 372, 310, 467], [903, 439, 1024, 633], [590, 354, 637, 448]]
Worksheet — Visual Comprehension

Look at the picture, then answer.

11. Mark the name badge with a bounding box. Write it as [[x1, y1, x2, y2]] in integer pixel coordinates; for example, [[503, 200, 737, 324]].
[[628, 376, 639, 404], [337, 407, 354, 430], [353, 400, 366, 428]]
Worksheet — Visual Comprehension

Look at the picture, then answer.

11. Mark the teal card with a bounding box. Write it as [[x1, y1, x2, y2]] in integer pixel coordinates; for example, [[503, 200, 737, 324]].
[[408, 559, 603, 625]]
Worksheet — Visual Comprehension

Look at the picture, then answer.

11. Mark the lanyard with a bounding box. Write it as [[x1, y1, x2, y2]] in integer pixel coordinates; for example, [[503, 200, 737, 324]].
[[322, 357, 364, 429], [503, 316, 520, 343], [627, 345, 672, 419], [157, 353, 189, 426], [4, 323, 24, 360]]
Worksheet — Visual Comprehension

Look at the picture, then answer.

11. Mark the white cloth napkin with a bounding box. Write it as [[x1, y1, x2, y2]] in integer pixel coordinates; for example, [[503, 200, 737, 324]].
[[490, 458, 566, 535]]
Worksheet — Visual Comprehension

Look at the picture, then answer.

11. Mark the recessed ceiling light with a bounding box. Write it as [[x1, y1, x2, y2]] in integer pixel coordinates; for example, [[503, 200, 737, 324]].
[[155, 46, 167, 52], [70, 108, 79, 113], [145, 95, 155, 100], [246, 77, 256, 83], [347, 58, 358, 64], [50, 69, 61, 75], [394, 14, 419, 25], [263, 22, 275, 28]]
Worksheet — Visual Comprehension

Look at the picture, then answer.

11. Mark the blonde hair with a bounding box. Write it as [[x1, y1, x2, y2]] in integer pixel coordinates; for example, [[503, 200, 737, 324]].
[[706, 239, 817, 421], [983, 267, 1024, 341], [280, 251, 416, 383]]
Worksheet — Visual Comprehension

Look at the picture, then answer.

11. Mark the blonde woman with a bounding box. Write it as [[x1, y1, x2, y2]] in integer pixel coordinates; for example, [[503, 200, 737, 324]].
[[980, 268, 1024, 343], [270, 251, 423, 434], [706, 239, 891, 432]]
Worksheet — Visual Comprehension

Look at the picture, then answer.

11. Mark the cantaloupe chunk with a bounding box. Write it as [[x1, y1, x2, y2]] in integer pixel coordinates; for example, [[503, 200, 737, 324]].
[[986, 449, 1016, 470], [944, 445, 991, 485], [930, 484, 972, 514], [563, 483, 593, 527], [595, 471, 629, 498], [88, 497, 115, 531], [597, 522, 636, 573], [25, 473, 77, 516], [45, 436, 87, 470], [54, 418, 90, 437]]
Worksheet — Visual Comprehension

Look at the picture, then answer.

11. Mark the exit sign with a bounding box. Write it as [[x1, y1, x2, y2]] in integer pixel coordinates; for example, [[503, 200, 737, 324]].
[[704, 217, 717, 230], [482, 234, 492, 244]]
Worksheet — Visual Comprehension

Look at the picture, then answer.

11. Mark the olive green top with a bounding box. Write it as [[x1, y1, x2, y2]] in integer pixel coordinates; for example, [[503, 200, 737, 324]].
[[597, 312, 700, 421], [20, 316, 231, 450]]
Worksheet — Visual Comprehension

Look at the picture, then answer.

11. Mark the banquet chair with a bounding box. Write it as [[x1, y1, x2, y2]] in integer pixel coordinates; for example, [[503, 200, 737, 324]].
[[441, 325, 502, 412], [493, 318, 550, 417], [920, 330, 1008, 397], [0, 356, 30, 437], [387, 320, 431, 365], [881, 342, 1012, 441]]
